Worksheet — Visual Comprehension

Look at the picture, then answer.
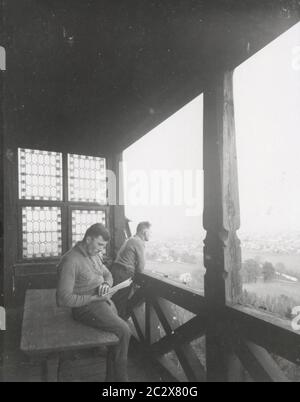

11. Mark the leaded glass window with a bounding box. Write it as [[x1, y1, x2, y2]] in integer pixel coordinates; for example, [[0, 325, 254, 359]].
[[22, 206, 62, 259], [71, 209, 106, 246], [18, 148, 109, 261], [18, 148, 62, 201], [68, 154, 107, 203]]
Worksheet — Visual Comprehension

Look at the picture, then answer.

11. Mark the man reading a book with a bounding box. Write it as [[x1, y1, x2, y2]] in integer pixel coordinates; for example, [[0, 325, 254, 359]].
[[56, 223, 131, 382]]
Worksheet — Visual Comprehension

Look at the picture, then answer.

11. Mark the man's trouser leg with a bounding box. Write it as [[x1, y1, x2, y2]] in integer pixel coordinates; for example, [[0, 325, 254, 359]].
[[72, 300, 131, 382], [111, 263, 133, 319]]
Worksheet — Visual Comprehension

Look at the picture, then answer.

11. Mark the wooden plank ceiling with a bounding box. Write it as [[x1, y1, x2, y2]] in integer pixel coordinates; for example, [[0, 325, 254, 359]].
[[4, 0, 300, 156]]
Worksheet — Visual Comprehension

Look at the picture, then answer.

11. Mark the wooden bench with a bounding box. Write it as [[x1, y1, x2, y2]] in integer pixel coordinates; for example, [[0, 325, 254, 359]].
[[21, 289, 119, 382]]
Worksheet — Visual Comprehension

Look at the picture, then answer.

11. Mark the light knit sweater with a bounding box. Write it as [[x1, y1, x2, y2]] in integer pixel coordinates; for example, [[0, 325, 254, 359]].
[[56, 242, 113, 308], [114, 235, 145, 274]]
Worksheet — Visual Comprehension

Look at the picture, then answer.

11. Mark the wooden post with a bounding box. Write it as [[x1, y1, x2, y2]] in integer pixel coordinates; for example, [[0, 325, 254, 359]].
[[0, 20, 4, 358], [2, 22, 17, 306], [145, 299, 161, 345], [42, 356, 60, 382], [107, 152, 126, 259], [105, 347, 115, 382], [203, 71, 243, 382], [3, 147, 18, 306]]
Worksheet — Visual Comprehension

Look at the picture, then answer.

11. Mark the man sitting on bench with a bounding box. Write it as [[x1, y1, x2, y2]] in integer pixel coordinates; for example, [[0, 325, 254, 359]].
[[56, 223, 131, 382]]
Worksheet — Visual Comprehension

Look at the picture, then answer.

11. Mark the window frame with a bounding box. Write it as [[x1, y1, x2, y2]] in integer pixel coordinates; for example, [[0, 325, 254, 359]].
[[17, 149, 109, 263]]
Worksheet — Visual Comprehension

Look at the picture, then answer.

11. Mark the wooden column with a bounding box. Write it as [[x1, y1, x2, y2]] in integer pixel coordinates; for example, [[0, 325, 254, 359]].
[[3, 149, 18, 306], [41, 356, 60, 382], [203, 71, 243, 381], [145, 298, 161, 346], [0, 6, 4, 359], [107, 152, 126, 259]]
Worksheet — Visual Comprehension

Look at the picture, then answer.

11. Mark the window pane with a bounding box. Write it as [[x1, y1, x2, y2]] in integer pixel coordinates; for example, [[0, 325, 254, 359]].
[[22, 206, 62, 259], [71, 209, 106, 246], [18, 148, 62, 201], [123, 94, 204, 294], [234, 23, 300, 321], [68, 154, 107, 203]]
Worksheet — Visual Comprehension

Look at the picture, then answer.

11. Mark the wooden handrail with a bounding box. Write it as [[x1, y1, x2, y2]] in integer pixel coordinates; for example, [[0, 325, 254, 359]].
[[129, 272, 300, 381], [137, 272, 300, 358], [226, 304, 300, 365], [136, 271, 207, 316]]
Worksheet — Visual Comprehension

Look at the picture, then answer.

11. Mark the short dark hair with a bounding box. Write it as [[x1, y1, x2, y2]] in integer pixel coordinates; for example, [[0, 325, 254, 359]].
[[136, 221, 151, 234], [83, 223, 110, 242]]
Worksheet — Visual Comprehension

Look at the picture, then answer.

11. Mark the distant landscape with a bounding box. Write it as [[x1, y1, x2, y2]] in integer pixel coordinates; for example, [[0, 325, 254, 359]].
[[244, 281, 300, 304], [242, 249, 300, 274], [144, 237, 300, 309], [144, 237, 300, 381]]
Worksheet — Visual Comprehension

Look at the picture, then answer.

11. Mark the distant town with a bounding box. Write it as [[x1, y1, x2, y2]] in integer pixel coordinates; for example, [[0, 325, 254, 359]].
[[145, 232, 300, 284], [146, 231, 300, 264], [146, 236, 203, 265], [239, 232, 300, 255]]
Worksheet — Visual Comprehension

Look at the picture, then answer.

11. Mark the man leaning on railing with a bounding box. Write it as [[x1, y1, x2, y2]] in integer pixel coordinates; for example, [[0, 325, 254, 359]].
[[110, 221, 151, 318]]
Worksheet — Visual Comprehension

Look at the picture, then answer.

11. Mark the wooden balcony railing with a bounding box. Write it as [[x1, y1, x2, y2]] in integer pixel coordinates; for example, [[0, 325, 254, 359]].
[[127, 271, 300, 382]]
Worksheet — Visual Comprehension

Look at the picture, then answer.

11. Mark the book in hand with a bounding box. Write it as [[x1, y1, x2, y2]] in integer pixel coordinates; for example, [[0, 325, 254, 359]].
[[98, 278, 133, 300]]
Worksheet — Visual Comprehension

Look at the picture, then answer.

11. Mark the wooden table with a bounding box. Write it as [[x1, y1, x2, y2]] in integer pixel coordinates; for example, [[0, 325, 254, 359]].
[[21, 289, 119, 382]]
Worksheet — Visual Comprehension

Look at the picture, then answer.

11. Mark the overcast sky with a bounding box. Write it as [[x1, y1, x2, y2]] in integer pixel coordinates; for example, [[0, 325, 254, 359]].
[[123, 94, 203, 239], [234, 21, 300, 236], [124, 22, 300, 239]]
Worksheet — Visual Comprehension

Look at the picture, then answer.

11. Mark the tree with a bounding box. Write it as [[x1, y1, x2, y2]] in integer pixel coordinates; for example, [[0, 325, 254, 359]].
[[181, 252, 197, 264], [146, 251, 158, 261], [262, 262, 276, 282], [241, 259, 261, 283], [169, 249, 180, 261], [275, 262, 286, 273]]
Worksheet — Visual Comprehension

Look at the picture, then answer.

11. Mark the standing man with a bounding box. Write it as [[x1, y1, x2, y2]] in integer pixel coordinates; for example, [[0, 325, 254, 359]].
[[111, 221, 151, 318], [56, 223, 131, 382]]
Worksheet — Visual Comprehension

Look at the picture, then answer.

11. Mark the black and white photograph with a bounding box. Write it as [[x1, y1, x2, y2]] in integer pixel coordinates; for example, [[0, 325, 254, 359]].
[[0, 0, 300, 385]]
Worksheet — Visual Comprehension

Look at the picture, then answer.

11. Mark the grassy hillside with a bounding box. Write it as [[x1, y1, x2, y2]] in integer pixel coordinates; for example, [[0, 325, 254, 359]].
[[244, 280, 300, 304], [242, 249, 300, 273]]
